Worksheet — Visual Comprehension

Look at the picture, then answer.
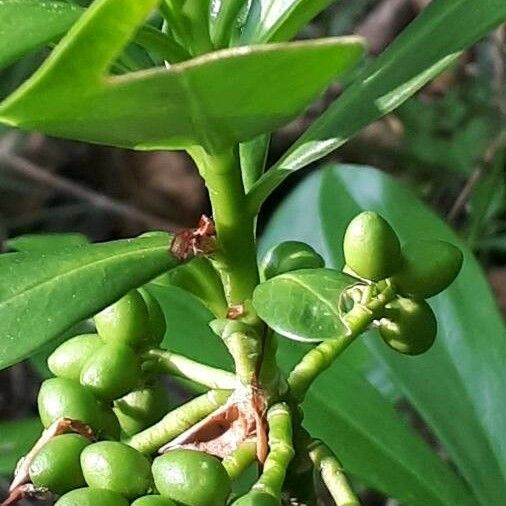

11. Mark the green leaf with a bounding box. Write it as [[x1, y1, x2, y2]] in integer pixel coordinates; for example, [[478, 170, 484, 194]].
[[241, 0, 332, 44], [253, 269, 356, 342], [0, 0, 82, 71], [6, 233, 89, 252], [249, 0, 506, 209], [0, 234, 179, 370], [0, 418, 42, 475], [318, 165, 506, 505], [0, 0, 364, 151]]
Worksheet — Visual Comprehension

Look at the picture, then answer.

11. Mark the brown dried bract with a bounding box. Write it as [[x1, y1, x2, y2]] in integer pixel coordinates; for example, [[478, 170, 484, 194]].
[[171, 214, 216, 260]]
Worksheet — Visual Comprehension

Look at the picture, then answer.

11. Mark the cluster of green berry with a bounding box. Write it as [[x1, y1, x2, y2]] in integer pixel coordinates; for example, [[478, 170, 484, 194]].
[[343, 211, 463, 355], [28, 289, 233, 505]]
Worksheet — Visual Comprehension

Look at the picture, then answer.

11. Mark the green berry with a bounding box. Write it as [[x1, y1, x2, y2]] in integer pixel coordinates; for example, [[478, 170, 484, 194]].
[[94, 290, 150, 349], [392, 240, 463, 298], [343, 211, 401, 281], [152, 449, 231, 506], [29, 434, 90, 495], [114, 383, 170, 437], [80, 343, 141, 401], [98, 404, 121, 440], [81, 441, 152, 499], [37, 378, 102, 431], [48, 334, 104, 381], [55, 488, 129, 506], [139, 288, 166, 346], [261, 241, 325, 280], [379, 297, 437, 355], [232, 490, 281, 506], [131, 496, 177, 506]]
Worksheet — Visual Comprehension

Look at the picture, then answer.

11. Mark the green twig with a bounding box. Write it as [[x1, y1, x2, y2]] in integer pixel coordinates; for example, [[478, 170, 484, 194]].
[[126, 389, 231, 454], [222, 440, 257, 480], [143, 349, 237, 390], [309, 441, 361, 506]]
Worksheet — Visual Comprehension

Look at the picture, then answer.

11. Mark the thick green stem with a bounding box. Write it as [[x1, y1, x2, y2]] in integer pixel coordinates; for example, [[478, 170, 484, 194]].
[[125, 390, 231, 454], [288, 284, 397, 401], [222, 440, 257, 480], [309, 441, 361, 506], [253, 403, 294, 497], [144, 349, 237, 390], [190, 146, 259, 305]]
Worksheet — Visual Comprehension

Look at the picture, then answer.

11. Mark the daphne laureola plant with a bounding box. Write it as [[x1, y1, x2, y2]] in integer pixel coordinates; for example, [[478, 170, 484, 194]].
[[0, 1, 504, 505]]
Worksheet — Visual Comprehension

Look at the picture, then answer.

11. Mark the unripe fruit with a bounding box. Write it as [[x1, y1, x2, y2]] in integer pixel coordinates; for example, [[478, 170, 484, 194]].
[[29, 434, 90, 495], [94, 290, 150, 349], [80, 343, 141, 401], [152, 449, 231, 506], [392, 240, 463, 299], [114, 383, 170, 437], [55, 487, 129, 506], [232, 490, 281, 506], [379, 297, 437, 355], [343, 211, 401, 281], [131, 496, 177, 506], [81, 441, 152, 499], [48, 334, 103, 381], [38, 378, 102, 431], [139, 288, 166, 346], [98, 404, 121, 440], [261, 241, 325, 280]]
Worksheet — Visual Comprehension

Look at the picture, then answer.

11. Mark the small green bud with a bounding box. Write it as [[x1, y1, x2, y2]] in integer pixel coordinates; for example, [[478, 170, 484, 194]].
[[343, 212, 401, 281]]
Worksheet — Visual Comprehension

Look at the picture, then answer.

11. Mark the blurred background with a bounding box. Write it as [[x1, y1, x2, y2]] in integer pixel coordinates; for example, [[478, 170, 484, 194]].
[[0, 0, 504, 504]]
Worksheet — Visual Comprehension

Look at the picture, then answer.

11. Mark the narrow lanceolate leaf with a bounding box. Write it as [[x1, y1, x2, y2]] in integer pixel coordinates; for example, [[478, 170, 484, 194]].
[[0, 234, 178, 370], [253, 269, 356, 342], [318, 165, 506, 505], [0, 0, 364, 152], [0, 0, 82, 70], [249, 0, 506, 209], [241, 0, 332, 44], [0, 419, 43, 475], [6, 233, 89, 252]]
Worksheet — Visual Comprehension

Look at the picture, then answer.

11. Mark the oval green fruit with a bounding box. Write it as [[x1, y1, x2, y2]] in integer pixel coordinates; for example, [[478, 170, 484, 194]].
[[343, 211, 401, 281], [261, 241, 324, 280], [38, 378, 102, 431], [48, 334, 104, 381], [152, 449, 231, 506], [55, 487, 129, 506], [81, 441, 152, 499], [379, 297, 437, 355], [94, 290, 150, 349], [80, 343, 140, 401], [232, 490, 281, 506], [29, 434, 90, 495], [138, 288, 166, 346], [98, 404, 121, 440], [392, 240, 463, 298], [131, 496, 177, 506], [114, 383, 170, 437]]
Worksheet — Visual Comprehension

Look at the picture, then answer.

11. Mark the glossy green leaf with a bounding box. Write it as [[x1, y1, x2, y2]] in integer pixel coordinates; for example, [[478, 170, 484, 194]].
[[318, 165, 506, 504], [249, 0, 506, 209], [253, 269, 356, 342], [0, 0, 364, 151], [241, 0, 332, 44], [0, 0, 81, 70], [6, 233, 89, 252], [0, 418, 42, 475], [0, 234, 179, 370], [147, 267, 476, 505]]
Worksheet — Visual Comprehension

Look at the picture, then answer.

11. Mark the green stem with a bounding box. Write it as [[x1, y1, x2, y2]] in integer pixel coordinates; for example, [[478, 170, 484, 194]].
[[143, 349, 237, 390], [125, 389, 231, 454], [253, 403, 294, 497], [288, 284, 397, 401], [190, 146, 259, 305], [309, 441, 361, 506], [222, 440, 257, 480], [211, 0, 248, 49]]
